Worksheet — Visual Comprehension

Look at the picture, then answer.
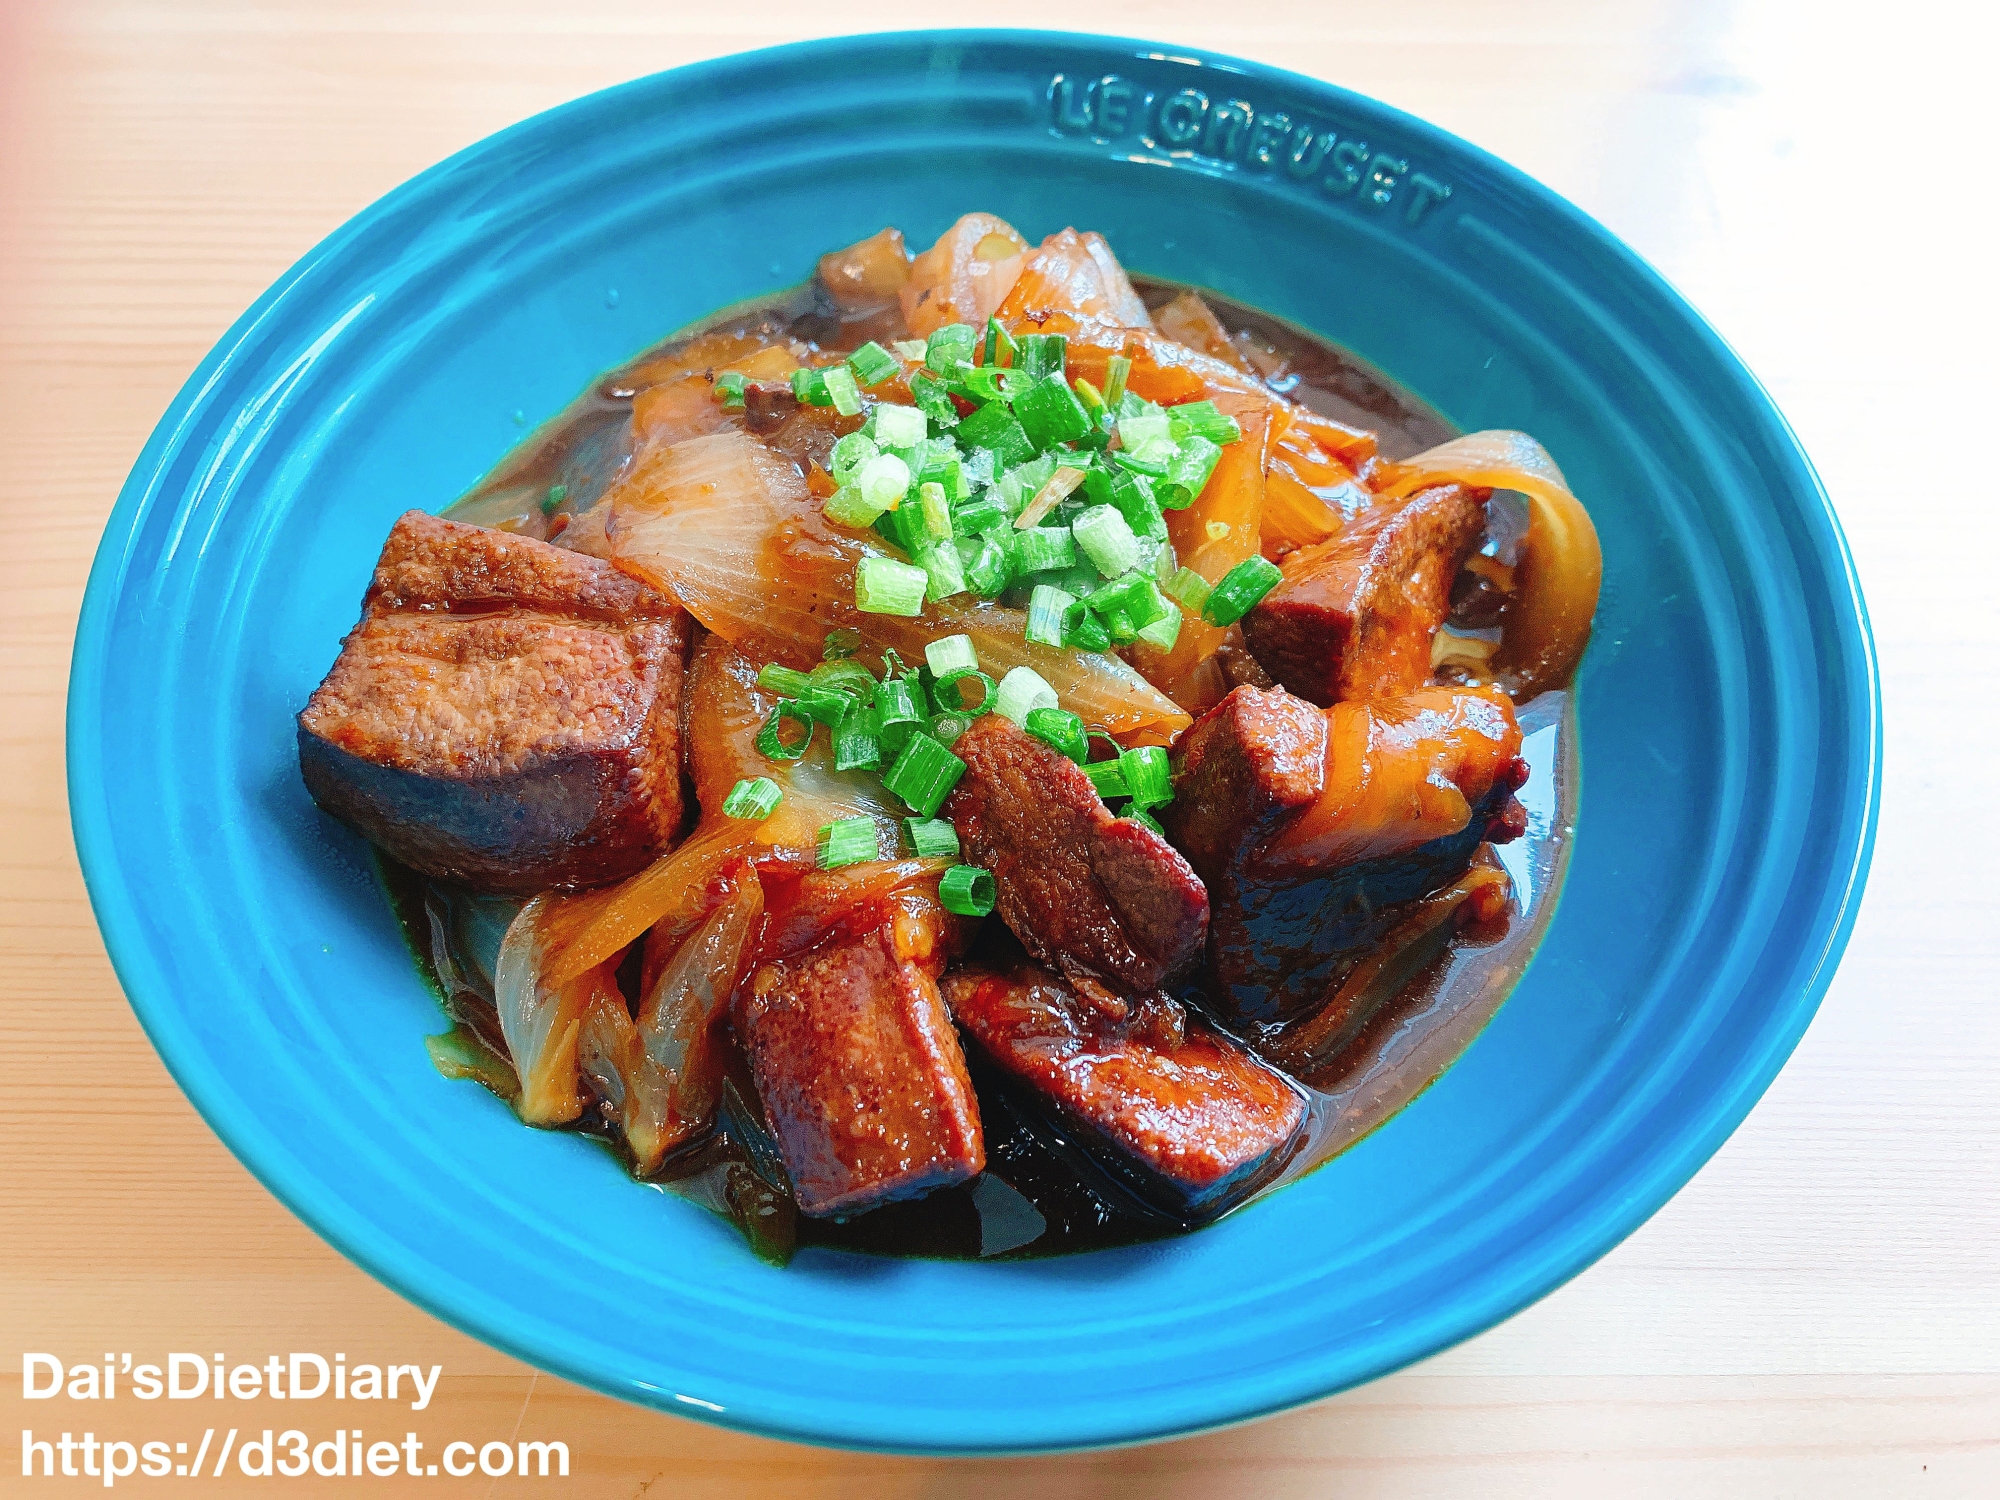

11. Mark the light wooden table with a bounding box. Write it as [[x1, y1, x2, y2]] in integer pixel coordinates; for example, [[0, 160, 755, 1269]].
[[4, 1, 1995, 1493]]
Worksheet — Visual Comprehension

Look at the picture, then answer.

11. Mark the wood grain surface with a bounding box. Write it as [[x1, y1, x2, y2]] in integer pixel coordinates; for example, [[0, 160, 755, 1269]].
[[3, 1, 1996, 1493]]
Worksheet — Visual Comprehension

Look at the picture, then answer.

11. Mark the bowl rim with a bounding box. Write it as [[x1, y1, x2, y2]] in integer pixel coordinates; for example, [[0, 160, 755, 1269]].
[[68, 27, 1881, 1454]]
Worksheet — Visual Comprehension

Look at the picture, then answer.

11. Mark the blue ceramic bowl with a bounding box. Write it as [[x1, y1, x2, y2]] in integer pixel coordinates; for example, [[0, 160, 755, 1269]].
[[69, 31, 1877, 1453]]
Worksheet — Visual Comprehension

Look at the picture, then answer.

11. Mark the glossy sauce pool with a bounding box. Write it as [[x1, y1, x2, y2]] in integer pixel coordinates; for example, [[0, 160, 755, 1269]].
[[387, 276, 1580, 1263]]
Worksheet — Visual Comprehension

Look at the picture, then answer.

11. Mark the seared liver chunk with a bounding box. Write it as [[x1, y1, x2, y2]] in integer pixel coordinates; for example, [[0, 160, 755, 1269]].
[[738, 891, 984, 1216], [943, 958, 1306, 1217], [944, 716, 1208, 1001], [298, 511, 688, 894], [1163, 684, 1527, 1023], [1240, 484, 1486, 705]]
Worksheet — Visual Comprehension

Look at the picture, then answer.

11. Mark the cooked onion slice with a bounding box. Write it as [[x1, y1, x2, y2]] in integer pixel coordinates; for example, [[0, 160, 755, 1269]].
[[1378, 431, 1602, 699], [493, 896, 609, 1127], [900, 213, 1029, 336]]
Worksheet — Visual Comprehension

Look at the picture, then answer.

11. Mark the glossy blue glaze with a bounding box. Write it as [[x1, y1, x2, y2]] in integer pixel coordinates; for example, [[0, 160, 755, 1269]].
[[68, 32, 1877, 1454]]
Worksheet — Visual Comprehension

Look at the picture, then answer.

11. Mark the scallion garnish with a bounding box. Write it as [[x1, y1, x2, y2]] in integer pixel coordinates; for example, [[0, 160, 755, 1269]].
[[1135, 598, 1182, 650], [714, 371, 747, 408], [982, 316, 1016, 368], [1024, 706, 1088, 765], [906, 817, 961, 859], [1119, 745, 1173, 809], [914, 538, 968, 601], [955, 403, 1035, 466], [1062, 603, 1112, 653], [927, 323, 978, 372], [832, 704, 883, 771], [993, 666, 1058, 726], [909, 371, 959, 429], [959, 533, 1013, 596], [924, 635, 979, 678], [894, 338, 929, 360], [1025, 584, 1074, 648], [791, 367, 833, 406], [818, 817, 880, 870], [1157, 435, 1222, 510], [722, 776, 783, 819], [855, 555, 929, 616], [1162, 566, 1213, 614], [874, 403, 927, 449], [847, 341, 899, 388], [808, 658, 877, 703], [1010, 525, 1077, 577], [874, 675, 926, 755], [1072, 376, 1106, 415], [821, 364, 863, 417], [1102, 354, 1132, 406], [933, 668, 995, 717], [1014, 464, 1087, 529], [1014, 376, 1092, 449], [929, 710, 971, 744], [951, 496, 1009, 535], [919, 481, 953, 542], [1169, 399, 1244, 446], [857, 451, 912, 513], [882, 730, 966, 818], [1084, 759, 1129, 801], [755, 701, 815, 761], [1084, 570, 1169, 631], [756, 663, 813, 698], [938, 863, 997, 917], [1202, 555, 1284, 626], [539, 483, 569, 516], [1072, 503, 1143, 577]]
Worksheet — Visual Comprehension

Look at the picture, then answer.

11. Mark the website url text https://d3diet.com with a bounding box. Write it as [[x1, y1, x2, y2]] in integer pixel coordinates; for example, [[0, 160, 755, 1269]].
[[18, 1351, 572, 1484]]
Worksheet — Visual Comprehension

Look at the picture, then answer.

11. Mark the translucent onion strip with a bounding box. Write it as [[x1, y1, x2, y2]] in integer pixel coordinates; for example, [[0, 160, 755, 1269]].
[[493, 896, 610, 1127], [1378, 431, 1603, 700]]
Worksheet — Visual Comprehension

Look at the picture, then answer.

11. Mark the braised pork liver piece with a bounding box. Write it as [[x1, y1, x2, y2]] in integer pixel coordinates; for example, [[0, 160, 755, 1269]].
[[943, 957, 1307, 1218], [1163, 683, 1528, 1023], [738, 889, 985, 1216], [944, 715, 1208, 1002], [1240, 484, 1486, 705], [298, 511, 689, 894]]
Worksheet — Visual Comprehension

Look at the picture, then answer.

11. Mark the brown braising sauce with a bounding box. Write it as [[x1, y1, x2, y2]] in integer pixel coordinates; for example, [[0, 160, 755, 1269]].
[[382, 275, 1579, 1263]]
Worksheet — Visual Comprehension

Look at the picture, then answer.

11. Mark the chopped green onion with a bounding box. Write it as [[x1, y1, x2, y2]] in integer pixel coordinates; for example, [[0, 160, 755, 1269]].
[[874, 403, 927, 449], [540, 483, 568, 516], [909, 371, 959, 429], [882, 730, 966, 818], [1162, 566, 1214, 614], [960, 446, 999, 491], [821, 364, 862, 417], [1202, 555, 1285, 626], [933, 668, 995, 716], [855, 555, 929, 616], [982, 316, 1016, 367], [1072, 503, 1144, 577], [818, 817, 880, 870], [959, 365, 1024, 405], [1014, 376, 1092, 450], [874, 676, 926, 754], [808, 658, 877, 703], [952, 496, 1010, 535], [847, 341, 899, 387], [829, 430, 879, 483], [956, 403, 1035, 466], [755, 701, 815, 760], [1118, 409, 1173, 452], [824, 485, 887, 528], [1158, 435, 1222, 509], [894, 338, 929, 360], [1014, 464, 1088, 529], [916, 443, 966, 501], [1025, 584, 1074, 647], [914, 538, 968, 601], [1062, 604, 1112, 653], [1169, 399, 1244, 445], [1119, 745, 1173, 808], [796, 686, 854, 728], [1073, 376, 1106, 414], [1128, 806, 1166, 835], [958, 533, 1012, 596], [1015, 333, 1067, 380], [1011, 525, 1077, 576], [994, 666, 1058, 726], [1025, 706, 1088, 765], [925, 635, 979, 678], [938, 863, 997, 917], [833, 704, 883, 771], [1084, 759, 1129, 801], [714, 371, 747, 408], [822, 628, 861, 660], [927, 323, 979, 372], [1112, 447, 1170, 480], [905, 817, 961, 859], [722, 776, 783, 819], [792, 367, 832, 406], [928, 711, 971, 745], [857, 451, 911, 513], [757, 663, 813, 698], [1085, 570, 1169, 630], [918, 481, 953, 542], [1134, 598, 1182, 650], [1103, 354, 1131, 406]]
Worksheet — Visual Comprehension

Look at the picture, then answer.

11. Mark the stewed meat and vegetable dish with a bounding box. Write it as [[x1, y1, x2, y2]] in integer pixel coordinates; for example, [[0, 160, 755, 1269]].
[[299, 214, 1602, 1262]]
